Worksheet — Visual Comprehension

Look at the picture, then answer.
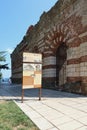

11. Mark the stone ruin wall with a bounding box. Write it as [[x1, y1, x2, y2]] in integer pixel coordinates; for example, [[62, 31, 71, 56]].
[[11, 0, 87, 94]]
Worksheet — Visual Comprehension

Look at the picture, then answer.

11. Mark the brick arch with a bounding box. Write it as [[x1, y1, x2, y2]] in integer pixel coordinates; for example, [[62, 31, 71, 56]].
[[43, 20, 82, 88], [44, 24, 70, 54], [44, 24, 70, 88]]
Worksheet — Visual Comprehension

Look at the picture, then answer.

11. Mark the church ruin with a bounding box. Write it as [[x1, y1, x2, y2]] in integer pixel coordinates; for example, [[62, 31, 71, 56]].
[[11, 0, 87, 94]]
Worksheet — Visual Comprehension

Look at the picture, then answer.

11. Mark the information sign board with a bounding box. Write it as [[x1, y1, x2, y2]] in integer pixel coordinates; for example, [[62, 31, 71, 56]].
[[22, 52, 42, 102]]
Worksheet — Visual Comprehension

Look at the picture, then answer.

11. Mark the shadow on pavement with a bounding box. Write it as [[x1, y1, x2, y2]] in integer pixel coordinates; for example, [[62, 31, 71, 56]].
[[0, 83, 86, 101]]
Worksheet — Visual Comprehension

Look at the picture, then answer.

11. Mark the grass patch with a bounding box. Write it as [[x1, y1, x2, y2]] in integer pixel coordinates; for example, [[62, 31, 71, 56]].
[[0, 100, 39, 130]]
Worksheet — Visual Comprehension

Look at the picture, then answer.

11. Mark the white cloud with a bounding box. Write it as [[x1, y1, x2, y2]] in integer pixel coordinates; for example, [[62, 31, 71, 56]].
[[6, 48, 13, 54]]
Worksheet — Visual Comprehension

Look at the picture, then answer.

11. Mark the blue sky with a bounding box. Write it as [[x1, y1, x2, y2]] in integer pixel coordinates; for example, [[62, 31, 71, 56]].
[[0, 0, 58, 78]]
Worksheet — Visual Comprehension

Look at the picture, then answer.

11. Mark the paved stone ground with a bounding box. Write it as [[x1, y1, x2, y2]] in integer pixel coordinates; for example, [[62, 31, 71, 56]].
[[0, 83, 87, 130]]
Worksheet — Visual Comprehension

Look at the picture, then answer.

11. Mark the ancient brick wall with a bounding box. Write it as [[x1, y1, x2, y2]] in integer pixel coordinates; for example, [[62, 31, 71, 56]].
[[11, 0, 87, 94]]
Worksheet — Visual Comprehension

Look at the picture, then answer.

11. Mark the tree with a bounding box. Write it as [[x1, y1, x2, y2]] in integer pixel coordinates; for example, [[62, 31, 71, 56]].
[[0, 51, 9, 79], [0, 72, 2, 79], [0, 64, 9, 69], [0, 51, 6, 61]]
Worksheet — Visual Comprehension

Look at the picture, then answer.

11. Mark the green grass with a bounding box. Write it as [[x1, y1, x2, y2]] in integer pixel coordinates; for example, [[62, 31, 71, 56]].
[[0, 100, 39, 130]]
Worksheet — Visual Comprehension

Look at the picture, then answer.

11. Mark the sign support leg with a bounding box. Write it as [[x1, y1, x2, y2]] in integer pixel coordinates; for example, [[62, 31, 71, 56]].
[[22, 89, 24, 103], [39, 88, 41, 100]]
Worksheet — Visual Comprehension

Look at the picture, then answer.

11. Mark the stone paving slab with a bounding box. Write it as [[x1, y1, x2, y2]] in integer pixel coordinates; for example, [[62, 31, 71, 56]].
[[0, 83, 87, 130]]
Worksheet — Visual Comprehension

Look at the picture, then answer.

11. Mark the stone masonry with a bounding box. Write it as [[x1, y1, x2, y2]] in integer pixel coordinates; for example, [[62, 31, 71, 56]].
[[11, 0, 87, 94]]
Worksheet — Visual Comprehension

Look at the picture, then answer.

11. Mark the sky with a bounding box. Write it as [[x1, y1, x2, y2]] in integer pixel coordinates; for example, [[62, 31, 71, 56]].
[[0, 0, 58, 78]]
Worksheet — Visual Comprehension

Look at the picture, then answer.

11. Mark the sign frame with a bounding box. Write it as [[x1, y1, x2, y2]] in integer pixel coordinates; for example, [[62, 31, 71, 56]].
[[22, 52, 42, 103]]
